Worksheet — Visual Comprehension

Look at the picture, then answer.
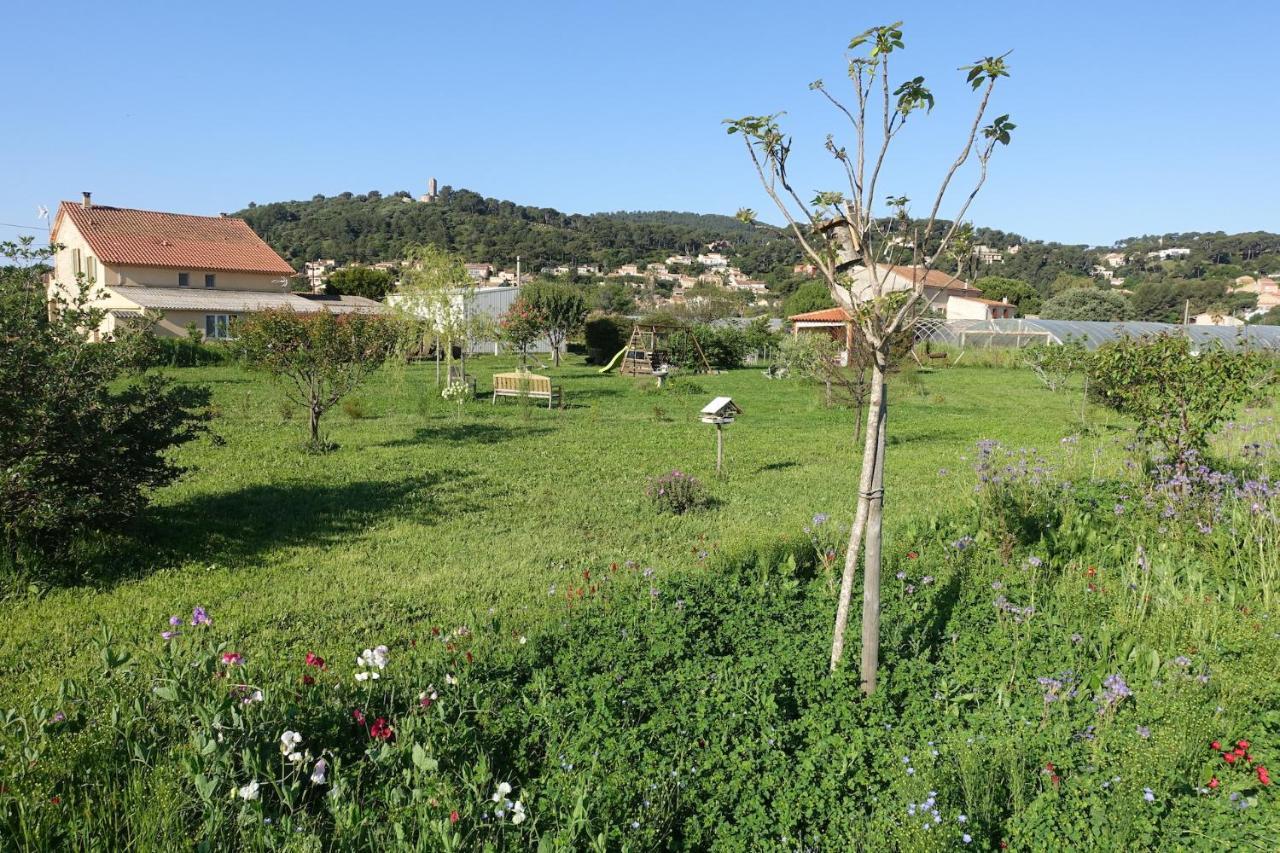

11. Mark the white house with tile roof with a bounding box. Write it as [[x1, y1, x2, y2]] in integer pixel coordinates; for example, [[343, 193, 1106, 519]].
[[48, 194, 382, 340]]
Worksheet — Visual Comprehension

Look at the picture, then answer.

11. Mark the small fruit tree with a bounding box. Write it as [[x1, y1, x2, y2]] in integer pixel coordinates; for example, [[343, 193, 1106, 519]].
[[233, 309, 399, 449]]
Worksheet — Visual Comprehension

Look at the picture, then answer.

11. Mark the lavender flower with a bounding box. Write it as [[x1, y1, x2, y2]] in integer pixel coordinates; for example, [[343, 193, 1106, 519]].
[[191, 606, 212, 627]]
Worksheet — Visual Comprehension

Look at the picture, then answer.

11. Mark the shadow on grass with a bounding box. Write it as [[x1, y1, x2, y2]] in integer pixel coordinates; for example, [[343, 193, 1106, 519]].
[[85, 470, 482, 586], [757, 460, 799, 473], [381, 423, 553, 447]]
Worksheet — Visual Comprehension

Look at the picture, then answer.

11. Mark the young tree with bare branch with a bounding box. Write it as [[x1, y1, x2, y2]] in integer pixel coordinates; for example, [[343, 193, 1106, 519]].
[[726, 22, 1013, 693]]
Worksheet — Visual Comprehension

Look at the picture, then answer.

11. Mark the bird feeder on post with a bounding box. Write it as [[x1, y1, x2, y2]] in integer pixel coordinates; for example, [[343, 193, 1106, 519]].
[[700, 396, 742, 475]]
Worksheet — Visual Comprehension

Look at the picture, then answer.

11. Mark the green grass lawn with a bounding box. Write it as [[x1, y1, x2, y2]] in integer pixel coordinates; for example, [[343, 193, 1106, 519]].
[[0, 357, 1125, 706]]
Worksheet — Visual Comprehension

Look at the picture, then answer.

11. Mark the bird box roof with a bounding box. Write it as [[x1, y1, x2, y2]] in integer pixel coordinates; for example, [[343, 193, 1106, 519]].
[[701, 396, 742, 415]]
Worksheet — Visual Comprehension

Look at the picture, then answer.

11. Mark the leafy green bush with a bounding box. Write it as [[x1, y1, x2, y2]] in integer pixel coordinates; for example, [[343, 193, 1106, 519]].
[[0, 240, 211, 576], [668, 325, 748, 371], [149, 333, 231, 367], [1039, 288, 1133, 321], [1084, 334, 1274, 463], [584, 315, 630, 364]]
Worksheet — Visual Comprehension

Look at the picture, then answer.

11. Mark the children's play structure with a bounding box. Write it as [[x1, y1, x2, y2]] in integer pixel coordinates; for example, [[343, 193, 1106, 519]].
[[599, 324, 712, 375]]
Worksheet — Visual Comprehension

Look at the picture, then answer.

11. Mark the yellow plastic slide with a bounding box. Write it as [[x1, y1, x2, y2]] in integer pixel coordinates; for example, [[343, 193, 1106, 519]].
[[598, 347, 629, 373]]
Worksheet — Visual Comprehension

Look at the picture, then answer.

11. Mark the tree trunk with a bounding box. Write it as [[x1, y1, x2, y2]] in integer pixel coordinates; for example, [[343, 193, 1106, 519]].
[[860, 374, 888, 694], [551, 335, 562, 367], [829, 359, 885, 672], [309, 403, 321, 444]]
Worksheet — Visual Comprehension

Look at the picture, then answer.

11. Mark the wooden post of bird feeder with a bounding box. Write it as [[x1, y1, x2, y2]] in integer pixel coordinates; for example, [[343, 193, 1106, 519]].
[[700, 397, 742, 476]]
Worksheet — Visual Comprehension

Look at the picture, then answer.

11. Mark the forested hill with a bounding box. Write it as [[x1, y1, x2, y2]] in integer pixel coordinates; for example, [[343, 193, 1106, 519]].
[[234, 187, 795, 273], [235, 187, 1280, 300]]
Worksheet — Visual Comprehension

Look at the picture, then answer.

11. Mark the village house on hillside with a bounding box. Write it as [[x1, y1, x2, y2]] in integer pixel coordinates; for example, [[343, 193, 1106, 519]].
[[839, 265, 984, 313], [49, 194, 382, 341]]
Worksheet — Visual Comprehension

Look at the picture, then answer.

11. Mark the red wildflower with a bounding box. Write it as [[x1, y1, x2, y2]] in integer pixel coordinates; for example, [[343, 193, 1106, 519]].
[[465, 651, 473, 664], [1257, 766, 1271, 786], [369, 717, 395, 741], [1237, 740, 1250, 750], [305, 652, 326, 669], [50, 795, 61, 805], [1211, 740, 1222, 751], [1208, 776, 1220, 789], [1233, 746, 1246, 757], [431, 626, 441, 636], [1224, 752, 1238, 764], [221, 652, 243, 666], [302, 674, 316, 686], [450, 810, 460, 824], [583, 570, 590, 581], [610, 562, 618, 572], [352, 709, 366, 725], [907, 551, 918, 560]]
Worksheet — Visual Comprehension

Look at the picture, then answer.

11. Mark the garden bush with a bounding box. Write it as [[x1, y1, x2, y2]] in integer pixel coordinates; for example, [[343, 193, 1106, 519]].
[[668, 325, 748, 371], [645, 470, 709, 514], [583, 316, 630, 365]]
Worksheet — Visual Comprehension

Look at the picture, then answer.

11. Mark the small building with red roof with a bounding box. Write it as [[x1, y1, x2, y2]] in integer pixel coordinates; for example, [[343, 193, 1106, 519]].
[[787, 306, 857, 364], [49, 193, 382, 341]]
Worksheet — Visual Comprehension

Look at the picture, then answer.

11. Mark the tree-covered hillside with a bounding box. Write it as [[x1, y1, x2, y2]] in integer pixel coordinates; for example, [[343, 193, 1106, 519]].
[[234, 188, 798, 275], [235, 188, 1279, 314]]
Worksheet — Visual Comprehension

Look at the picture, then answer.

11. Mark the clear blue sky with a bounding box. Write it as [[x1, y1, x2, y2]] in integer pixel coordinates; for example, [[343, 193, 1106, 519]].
[[3, 0, 1277, 247]]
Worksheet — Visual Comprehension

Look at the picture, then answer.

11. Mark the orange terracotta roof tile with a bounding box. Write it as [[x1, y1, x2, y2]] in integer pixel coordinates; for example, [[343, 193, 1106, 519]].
[[886, 265, 979, 293], [54, 201, 294, 276], [788, 307, 852, 322]]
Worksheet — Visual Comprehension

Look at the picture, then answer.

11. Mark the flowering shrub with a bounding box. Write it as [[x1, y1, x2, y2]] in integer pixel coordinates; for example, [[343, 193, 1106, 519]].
[[440, 380, 470, 406], [645, 469, 709, 514]]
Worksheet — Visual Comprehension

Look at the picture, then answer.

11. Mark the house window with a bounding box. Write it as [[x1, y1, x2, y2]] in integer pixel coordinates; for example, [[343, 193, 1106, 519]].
[[205, 273, 216, 289], [204, 314, 232, 340], [178, 272, 190, 288], [72, 248, 83, 276]]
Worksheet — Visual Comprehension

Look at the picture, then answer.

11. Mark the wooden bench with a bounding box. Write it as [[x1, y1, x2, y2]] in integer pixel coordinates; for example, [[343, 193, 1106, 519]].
[[491, 372, 561, 409]]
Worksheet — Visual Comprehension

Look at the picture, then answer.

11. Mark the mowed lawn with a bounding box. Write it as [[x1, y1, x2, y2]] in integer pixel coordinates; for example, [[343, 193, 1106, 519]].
[[0, 357, 1120, 706]]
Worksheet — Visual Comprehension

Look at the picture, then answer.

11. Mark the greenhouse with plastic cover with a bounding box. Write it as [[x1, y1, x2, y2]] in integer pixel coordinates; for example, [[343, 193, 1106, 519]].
[[913, 318, 1280, 351]]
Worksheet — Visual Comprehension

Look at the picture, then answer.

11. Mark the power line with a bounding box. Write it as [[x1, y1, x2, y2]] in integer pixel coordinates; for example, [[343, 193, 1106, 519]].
[[0, 222, 47, 232]]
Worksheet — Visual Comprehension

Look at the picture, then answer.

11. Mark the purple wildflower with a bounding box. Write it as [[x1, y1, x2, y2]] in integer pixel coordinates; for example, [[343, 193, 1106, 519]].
[[1096, 673, 1132, 714], [191, 606, 212, 627]]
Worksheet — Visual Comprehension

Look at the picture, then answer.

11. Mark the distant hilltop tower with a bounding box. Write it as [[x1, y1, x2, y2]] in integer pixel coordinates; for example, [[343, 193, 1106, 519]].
[[418, 177, 439, 203]]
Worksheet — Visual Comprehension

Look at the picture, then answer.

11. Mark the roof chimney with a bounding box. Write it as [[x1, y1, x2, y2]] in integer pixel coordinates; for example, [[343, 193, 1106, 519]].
[[81, 192, 92, 210]]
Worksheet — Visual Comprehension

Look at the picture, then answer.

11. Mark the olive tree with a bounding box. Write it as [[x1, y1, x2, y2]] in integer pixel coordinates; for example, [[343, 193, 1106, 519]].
[[727, 23, 1014, 691]]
